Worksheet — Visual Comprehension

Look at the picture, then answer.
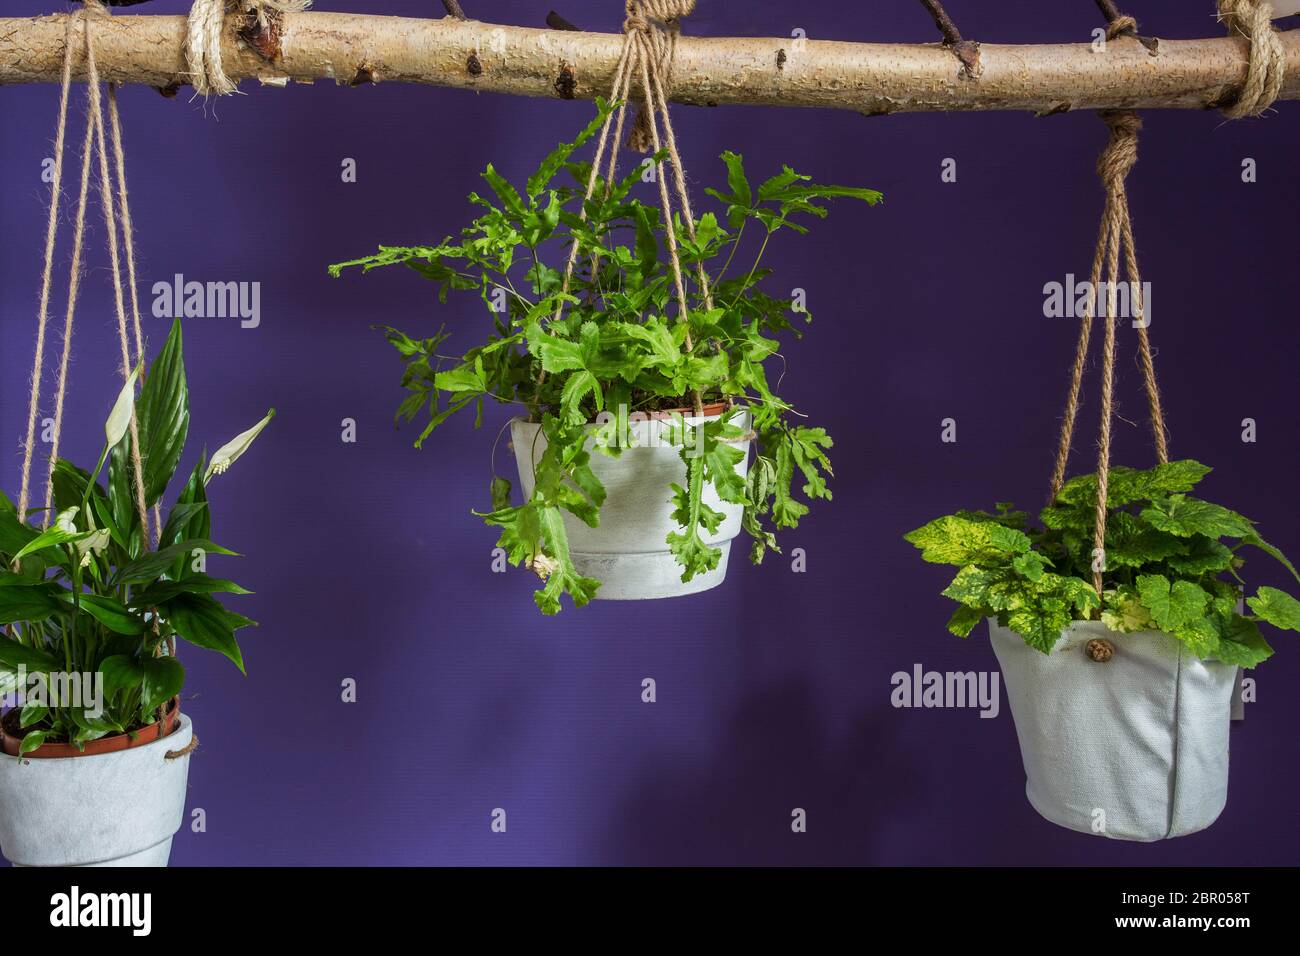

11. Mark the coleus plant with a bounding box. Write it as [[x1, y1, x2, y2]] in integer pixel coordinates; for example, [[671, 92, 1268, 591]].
[[0, 319, 272, 755], [905, 459, 1300, 665], [330, 102, 880, 613]]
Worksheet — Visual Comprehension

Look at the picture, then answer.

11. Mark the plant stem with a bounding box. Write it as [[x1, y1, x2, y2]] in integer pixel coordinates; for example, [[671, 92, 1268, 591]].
[[711, 220, 745, 291], [727, 232, 771, 313]]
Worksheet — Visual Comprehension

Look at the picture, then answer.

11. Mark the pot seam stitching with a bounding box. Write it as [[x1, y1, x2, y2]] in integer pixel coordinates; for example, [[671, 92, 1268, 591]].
[[1165, 644, 1184, 840]]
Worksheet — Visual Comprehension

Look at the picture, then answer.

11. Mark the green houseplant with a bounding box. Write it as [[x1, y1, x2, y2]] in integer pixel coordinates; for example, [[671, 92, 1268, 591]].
[[331, 104, 880, 612], [905, 458, 1300, 662], [0, 318, 272, 867], [906, 458, 1300, 841]]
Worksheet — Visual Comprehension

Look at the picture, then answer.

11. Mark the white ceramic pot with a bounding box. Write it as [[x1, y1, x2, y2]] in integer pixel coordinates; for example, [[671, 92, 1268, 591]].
[[509, 407, 751, 600], [0, 714, 193, 866], [990, 620, 1236, 842]]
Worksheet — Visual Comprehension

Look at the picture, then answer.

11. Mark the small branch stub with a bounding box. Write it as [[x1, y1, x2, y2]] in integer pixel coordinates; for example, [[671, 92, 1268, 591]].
[[546, 11, 580, 32], [918, 0, 981, 78], [1095, 0, 1160, 55], [236, 8, 284, 62]]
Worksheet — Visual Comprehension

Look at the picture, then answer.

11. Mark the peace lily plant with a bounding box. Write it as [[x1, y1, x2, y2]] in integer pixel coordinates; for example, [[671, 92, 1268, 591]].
[[0, 319, 272, 757], [331, 103, 879, 612]]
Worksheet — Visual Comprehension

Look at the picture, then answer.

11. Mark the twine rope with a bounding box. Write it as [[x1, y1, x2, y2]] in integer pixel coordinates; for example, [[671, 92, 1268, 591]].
[[84, 16, 154, 547], [540, 0, 707, 418], [1047, 109, 1168, 597], [165, 733, 199, 760], [625, 1, 684, 153], [17, 13, 79, 525], [185, 0, 312, 97], [107, 83, 164, 540], [42, 46, 100, 529], [1217, 0, 1287, 118], [17, 2, 154, 547], [24, 2, 182, 727]]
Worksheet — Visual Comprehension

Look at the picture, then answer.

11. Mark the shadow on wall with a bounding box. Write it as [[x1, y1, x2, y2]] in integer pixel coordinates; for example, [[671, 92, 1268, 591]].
[[595, 677, 923, 865]]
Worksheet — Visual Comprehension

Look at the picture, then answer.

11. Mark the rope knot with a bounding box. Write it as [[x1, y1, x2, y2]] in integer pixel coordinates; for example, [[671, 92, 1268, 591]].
[[623, 0, 694, 151], [1096, 110, 1141, 187], [1104, 14, 1138, 41], [1216, 0, 1286, 117], [186, 0, 313, 97], [625, 0, 696, 28]]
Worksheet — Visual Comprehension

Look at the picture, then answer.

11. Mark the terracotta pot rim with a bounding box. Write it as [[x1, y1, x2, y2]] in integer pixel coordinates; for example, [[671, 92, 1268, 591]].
[[634, 400, 732, 421], [0, 697, 182, 759]]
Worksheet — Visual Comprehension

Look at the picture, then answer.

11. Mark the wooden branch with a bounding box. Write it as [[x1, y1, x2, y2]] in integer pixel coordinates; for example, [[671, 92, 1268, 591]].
[[1, 11, 1297, 115]]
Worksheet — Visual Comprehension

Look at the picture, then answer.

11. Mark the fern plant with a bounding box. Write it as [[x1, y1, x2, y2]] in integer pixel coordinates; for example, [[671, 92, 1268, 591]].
[[331, 103, 880, 613]]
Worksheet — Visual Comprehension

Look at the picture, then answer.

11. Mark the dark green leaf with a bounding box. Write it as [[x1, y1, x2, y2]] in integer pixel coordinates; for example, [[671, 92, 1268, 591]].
[[140, 655, 185, 713], [160, 592, 251, 673], [136, 317, 190, 507]]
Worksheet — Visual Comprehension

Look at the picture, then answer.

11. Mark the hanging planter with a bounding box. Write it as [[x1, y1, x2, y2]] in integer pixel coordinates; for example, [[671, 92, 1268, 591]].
[[990, 621, 1239, 840], [0, 321, 274, 867], [509, 404, 751, 599], [905, 112, 1300, 842], [0, 701, 194, 866], [0, 14, 273, 867], [909, 462, 1300, 842], [330, 9, 880, 613]]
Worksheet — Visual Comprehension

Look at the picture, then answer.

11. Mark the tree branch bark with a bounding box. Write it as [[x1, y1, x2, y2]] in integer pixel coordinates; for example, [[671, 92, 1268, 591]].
[[1, 11, 1296, 115]]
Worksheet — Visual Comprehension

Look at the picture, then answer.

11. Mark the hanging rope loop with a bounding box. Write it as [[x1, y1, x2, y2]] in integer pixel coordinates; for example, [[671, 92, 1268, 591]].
[[535, 0, 708, 418], [1047, 108, 1168, 598], [18, 0, 155, 550], [624, 0, 694, 152], [1217, 0, 1287, 117]]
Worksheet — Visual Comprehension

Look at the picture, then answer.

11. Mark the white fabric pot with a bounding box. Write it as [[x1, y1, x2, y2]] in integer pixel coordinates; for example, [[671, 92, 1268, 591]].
[[510, 408, 751, 600], [0, 714, 193, 866], [990, 621, 1236, 842]]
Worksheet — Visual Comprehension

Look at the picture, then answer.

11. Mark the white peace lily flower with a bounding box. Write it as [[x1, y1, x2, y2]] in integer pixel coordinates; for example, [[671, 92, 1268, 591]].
[[77, 530, 111, 568], [105, 364, 142, 447], [205, 409, 275, 483], [53, 506, 80, 535]]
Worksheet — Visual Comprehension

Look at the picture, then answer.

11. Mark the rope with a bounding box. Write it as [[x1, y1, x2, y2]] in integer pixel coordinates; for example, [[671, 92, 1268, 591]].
[[1046, 110, 1167, 597], [1217, 0, 1287, 117], [16, 2, 188, 740], [186, 0, 312, 97], [165, 732, 199, 760], [625, 0, 691, 152], [17, 13, 79, 525], [42, 40, 100, 528], [84, 13, 154, 547], [1106, 14, 1138, 37], [107, 83, 164, 539], [537, 0, 707, 419]]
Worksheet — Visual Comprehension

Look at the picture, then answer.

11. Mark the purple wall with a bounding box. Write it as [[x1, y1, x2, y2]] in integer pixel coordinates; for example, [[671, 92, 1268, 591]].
[[2, 0, 1296, 865]]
